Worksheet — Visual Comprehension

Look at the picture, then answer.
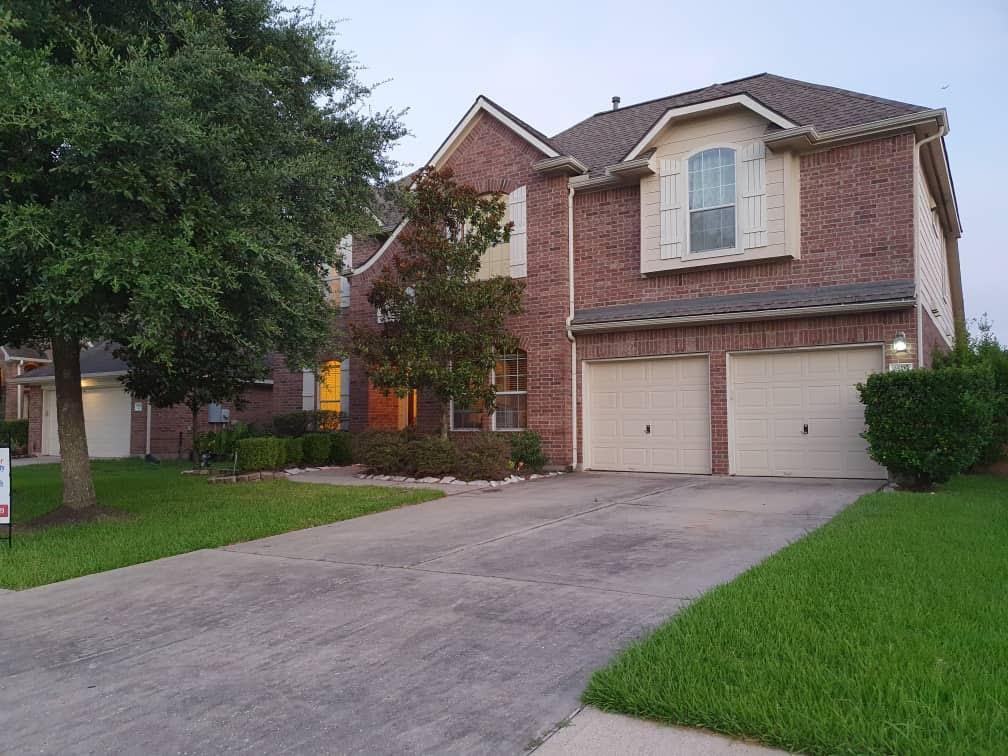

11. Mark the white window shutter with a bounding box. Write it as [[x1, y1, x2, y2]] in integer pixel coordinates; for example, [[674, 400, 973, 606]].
[[301, 369, 316, 411], [338, 235, 352, 308], [740, 142, 767, 249], [508, 185, 527, 278], [659, 159, 682, 259]]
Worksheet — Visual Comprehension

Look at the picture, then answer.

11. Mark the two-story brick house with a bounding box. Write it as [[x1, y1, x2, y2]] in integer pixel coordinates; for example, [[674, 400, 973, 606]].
[[344, 73, 963, 479]]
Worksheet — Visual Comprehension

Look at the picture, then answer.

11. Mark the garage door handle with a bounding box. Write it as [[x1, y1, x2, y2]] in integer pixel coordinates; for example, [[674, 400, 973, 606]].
[[645, 424, 651, 435], [803, 423, 809, 435]]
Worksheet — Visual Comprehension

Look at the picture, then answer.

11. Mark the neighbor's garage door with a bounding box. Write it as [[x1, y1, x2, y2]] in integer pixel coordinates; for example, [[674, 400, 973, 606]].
[[43, 386, 132, 458], [586, 356, 710, 473], [729, 346, 885, 478]]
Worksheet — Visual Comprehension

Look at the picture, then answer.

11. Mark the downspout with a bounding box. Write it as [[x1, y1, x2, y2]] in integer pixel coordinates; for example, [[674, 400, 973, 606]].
[[15, 360, 24, 419], [913, 121, 949, 367], [145, 401, 152, 456], [565, 183, 578, 470]]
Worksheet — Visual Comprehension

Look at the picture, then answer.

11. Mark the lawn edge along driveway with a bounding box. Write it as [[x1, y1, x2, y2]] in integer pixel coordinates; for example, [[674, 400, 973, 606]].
[[583, 475, 1008, 756], [1, 459, 442, 590]]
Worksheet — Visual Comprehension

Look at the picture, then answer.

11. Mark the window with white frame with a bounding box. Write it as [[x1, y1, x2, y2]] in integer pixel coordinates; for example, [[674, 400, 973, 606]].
[[492, 350, 527, 430], [450, 350, 528, 431], [688, 147, 736, 253]]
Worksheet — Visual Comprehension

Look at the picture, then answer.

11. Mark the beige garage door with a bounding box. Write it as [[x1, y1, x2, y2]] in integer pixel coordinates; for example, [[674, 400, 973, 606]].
[[586, 356, 710, 473], [729, 346, 885, 478], [43, 386, 132, 458]]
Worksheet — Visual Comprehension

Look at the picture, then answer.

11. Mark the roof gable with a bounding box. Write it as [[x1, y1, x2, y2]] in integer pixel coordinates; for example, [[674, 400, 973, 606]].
[[429, 96, 559, 169]]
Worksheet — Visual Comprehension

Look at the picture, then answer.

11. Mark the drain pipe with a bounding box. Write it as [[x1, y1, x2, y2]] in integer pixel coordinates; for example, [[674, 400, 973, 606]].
[[565, 182, 578, 470], [913, 120, 949, 367]]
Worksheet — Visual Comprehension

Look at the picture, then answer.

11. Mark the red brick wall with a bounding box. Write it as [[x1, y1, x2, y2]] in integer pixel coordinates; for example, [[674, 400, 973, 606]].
[[577, 308, 917, 474], [347, 112, 574, 464], [574, 134, 917, 310]]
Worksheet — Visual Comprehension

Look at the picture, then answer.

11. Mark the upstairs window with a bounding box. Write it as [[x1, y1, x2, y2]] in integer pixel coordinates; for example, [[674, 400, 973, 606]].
[[688, 148, 736, 253], [476, 193, 511, 280]]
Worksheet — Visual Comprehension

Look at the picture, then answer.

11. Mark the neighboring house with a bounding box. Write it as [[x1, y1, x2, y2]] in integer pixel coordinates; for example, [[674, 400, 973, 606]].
[[344, 73, 963, 479], [2, 345, 51, 424], [11, 344, 306, 458]]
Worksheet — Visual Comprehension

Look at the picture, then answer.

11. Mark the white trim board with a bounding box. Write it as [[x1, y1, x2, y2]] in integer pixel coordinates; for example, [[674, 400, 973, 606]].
[[623, 95, 795, 162]]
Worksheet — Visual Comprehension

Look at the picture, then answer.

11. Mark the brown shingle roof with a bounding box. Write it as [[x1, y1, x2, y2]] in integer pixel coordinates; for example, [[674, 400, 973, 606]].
[[551, 73, 930, 175]]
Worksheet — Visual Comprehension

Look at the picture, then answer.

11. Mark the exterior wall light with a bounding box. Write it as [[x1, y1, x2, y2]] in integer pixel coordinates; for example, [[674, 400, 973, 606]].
[[892, 331, 908, 353]]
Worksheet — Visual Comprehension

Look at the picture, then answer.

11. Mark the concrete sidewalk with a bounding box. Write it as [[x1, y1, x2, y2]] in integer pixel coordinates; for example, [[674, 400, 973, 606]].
[[535, 707, 785, 755]]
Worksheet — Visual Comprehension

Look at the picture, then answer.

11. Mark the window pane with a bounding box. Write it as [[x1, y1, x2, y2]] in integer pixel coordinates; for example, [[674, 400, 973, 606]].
[[687, 148, 736, 211], [690, 207, 736, 253], [494, 394, 527, 430], [452, 404, 482, 430]]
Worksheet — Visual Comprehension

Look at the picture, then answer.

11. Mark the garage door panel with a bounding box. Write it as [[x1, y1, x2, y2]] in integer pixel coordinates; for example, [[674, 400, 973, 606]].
[[807, 384, 842, 408], [587, 356, 711, 474], [771, 385, 803, 407], [591, 391, 618, 410], [729, 347, 885, 479], [735, 386, 769, 409]]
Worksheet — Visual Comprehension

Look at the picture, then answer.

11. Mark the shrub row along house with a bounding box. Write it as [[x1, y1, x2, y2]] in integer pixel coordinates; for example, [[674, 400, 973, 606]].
[[7, 74, 963, 477]]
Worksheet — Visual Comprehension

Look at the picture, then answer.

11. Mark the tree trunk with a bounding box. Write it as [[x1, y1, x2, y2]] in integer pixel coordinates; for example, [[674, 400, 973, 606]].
[[52, 335, 96, 509], [440, 401, 450, 440]]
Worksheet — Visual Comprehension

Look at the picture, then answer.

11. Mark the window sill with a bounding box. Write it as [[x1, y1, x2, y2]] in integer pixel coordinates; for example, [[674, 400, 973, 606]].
[[642, 246, 796, 276]]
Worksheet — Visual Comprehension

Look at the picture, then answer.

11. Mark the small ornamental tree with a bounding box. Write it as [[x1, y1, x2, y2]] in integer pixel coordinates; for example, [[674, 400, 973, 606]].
[[351, 168, 524, 437], [119, 331, 271, 464]]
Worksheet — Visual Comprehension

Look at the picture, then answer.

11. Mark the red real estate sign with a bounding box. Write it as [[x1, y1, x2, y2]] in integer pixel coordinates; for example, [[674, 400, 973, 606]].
[[0, 447, 10, 525]]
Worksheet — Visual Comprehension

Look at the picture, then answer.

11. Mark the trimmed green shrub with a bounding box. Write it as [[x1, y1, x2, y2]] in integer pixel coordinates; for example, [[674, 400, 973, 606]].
[[858, 366, 996, 488], [354, 430, 410, 474], [272, 410, 343, 437], [508, 430, 548, 472], [0, 419, 29, 450], [409, 436, 456, 478], [934, 323, 1008, 465], [284, 437, 304, 467], [455, 432, 510, 481], [302, 433, 332, 466], [236, 436, 286, 472], [329, 432, 353, 466], [194, 422, 252, 458]]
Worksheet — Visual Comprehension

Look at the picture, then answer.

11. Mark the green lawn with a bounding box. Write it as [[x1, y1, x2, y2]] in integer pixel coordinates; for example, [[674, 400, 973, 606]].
[[1, 459, 441, 590], [584, 475, 1008, 756]]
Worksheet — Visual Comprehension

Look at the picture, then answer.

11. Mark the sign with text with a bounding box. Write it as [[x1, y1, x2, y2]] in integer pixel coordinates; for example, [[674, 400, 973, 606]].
[[0, 447, 9, 525]]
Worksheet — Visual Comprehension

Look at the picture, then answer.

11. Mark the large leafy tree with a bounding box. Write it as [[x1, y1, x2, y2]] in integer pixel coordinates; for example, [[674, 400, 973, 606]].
[[351, 168, 525, 437], [0, 2, 403, 509]]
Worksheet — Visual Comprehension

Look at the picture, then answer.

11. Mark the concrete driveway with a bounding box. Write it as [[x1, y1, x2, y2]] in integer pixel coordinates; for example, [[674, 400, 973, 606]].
[[0, 473, 877, 754]]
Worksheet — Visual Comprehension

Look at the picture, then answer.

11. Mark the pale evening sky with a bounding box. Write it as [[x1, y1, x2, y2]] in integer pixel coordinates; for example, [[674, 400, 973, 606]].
[[317, 0, 1007, 340]]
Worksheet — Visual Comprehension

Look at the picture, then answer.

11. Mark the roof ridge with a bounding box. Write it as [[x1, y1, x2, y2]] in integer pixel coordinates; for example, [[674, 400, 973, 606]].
[[562, 73, 769, 126], [759, 72, 929, 113]]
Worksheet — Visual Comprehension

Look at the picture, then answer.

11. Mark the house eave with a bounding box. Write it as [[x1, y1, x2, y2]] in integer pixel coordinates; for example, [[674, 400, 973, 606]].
[[10, 369, 127, 386], [532, 155, 588, 176], [570, 298, 916, 334], [764, 108, 948, 152]]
